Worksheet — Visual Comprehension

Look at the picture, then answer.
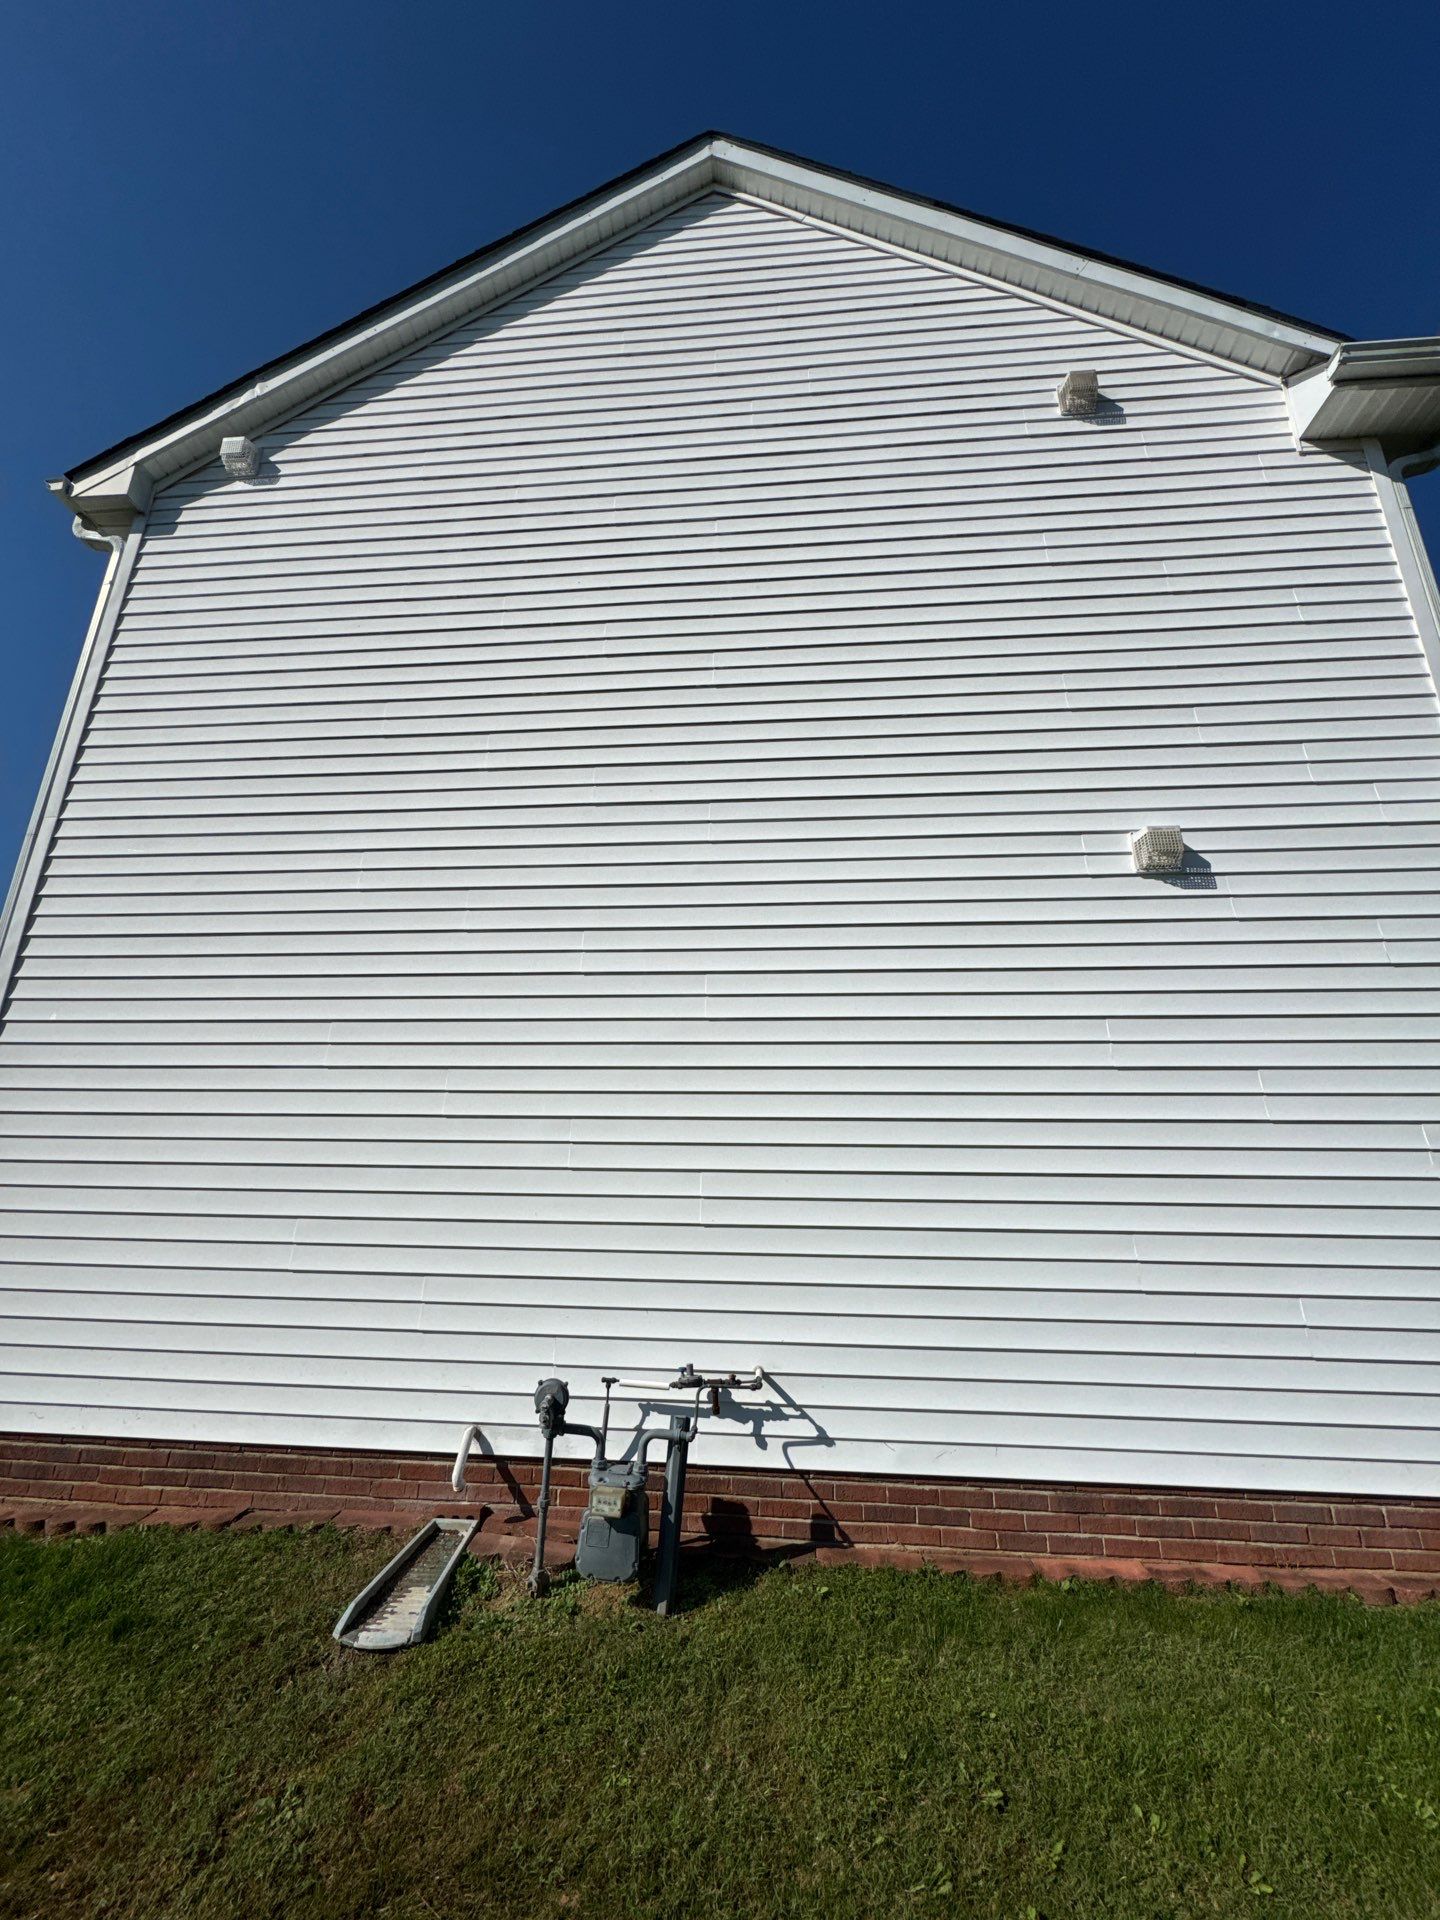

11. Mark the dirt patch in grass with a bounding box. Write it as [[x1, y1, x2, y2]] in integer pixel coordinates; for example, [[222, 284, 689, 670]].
[[2, 1528, 1438, 1918]]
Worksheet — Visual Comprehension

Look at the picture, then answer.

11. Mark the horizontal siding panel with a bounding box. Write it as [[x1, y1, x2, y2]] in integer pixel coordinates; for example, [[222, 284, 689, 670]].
[[5, 1339, 1439, 1430], [63, 728, 1436, 789], [53, 806, 1431, 848], [0, 1258, 1407, 1324], [28, 1316, 1439, 1386], [2, 1137, 1434, 1179], [3, 1023, 1439, 1062], [117, 556, 1407, 615], [5, 1162, 1438, 1212], [0, 1297, 1334, 1352], [5, 189, 1439, 1492], [0, 1111, 1426, 1151], [29, 858, 1440, 898], [150, 463, 1383, 513], [4, 1231, 1437, 1303], [4, 1345, 1440, 1447], [3, 1210, 1436, 1273], [40, 831, 1440, 878], [6, 932, 1421, 971], [129, 519, 1393, 582], [85, 663, 1429, 726], [29, 916, 1417, 946], [13, 904, 1429, 942], [58, 732, 1440, 787], [137, 496, 1390, 561]]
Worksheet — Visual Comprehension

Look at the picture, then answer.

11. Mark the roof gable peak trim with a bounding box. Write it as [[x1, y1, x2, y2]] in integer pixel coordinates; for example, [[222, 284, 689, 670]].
[[57, 133, 1348, 537], [59, 142, 722, 536], [709, 141, 1341, 374], [726, 188, 1283, 385]]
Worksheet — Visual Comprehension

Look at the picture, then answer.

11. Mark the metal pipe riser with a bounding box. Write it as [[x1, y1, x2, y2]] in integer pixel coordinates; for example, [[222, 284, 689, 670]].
[[652, 1414, 696, 1618]]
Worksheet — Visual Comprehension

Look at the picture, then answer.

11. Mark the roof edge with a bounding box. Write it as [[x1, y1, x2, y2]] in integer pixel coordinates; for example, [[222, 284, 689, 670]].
[[64, 130, 722, 491], [57, 131, 1354, 532], [1287, 336, 1440, 453], [712, 132, 1349, 349]]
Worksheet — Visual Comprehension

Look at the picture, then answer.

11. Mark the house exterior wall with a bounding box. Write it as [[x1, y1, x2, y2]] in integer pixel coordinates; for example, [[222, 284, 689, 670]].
[[3, 191, 1439, 1499]]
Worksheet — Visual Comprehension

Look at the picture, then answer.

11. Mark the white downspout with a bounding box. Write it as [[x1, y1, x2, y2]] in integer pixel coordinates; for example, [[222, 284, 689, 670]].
[[0, 502, 146, 1006], [1364, 439, 1440, 700]]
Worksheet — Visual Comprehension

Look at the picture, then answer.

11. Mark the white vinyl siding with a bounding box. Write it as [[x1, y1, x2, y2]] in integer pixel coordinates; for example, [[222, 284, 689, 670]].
[[2, 191, 1438, 1493]]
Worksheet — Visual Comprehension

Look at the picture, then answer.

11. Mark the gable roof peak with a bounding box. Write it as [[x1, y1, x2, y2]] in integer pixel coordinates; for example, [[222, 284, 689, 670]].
[[55, 131, 1353, 544]]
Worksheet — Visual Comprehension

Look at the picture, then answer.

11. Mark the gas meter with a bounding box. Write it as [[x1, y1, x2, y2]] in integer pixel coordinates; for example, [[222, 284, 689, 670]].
[[577, 1457, 650, 1583]]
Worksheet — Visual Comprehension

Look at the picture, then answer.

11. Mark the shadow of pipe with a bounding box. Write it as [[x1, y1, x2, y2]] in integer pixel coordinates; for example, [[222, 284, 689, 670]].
[[453, 1425, 536, 1520], [713, 1370, 852, 1549]]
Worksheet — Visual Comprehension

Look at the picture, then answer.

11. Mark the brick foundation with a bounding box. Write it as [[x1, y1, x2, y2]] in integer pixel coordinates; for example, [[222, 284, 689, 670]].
[[4, 1431, 1439, 1601]]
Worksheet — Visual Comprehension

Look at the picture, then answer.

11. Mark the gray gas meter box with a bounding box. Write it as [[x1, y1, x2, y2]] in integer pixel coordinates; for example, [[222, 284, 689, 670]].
[[577, 1458, 650, 1582], [452, 1363, 765, 1613]]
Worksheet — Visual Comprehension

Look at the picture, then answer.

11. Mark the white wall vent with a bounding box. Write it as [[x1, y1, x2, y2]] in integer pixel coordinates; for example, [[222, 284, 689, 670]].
[[1130, 824, 1186, 874], [220, 436, 261, 480], [1057, 369, 1100, 417]]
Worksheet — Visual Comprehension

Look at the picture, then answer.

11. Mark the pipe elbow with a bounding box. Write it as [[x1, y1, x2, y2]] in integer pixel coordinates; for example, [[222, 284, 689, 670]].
[[451, 1424, 483, 1494]]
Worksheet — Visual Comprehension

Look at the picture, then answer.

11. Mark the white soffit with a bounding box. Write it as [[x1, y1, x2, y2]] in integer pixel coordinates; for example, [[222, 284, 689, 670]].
[[52, 133, 1351, 537], [1287, 338, 1440, 452]]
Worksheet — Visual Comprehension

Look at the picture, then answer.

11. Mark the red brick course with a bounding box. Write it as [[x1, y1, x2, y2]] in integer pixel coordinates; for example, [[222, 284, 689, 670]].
[[2, 1430, 1438, 1602]]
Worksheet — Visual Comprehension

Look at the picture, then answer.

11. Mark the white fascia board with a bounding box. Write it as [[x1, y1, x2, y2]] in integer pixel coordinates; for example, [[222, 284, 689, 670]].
[[47, 467, 153, 547], [56, 136, 1348, 537], [1287, 338, 1440, 450], [711, 140, 1343, 381], [1332, 338, 1440, 383]]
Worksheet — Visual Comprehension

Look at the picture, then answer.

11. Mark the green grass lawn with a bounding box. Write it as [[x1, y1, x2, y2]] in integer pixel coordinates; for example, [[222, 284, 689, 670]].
[[2, 1529, 1438, 1918]]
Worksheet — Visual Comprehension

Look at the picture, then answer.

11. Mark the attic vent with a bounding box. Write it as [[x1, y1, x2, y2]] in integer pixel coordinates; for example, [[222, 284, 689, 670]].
[[1130, 825, 1186, 874], [220, 435, 260, 480], [1057, 369, 1100, 417]]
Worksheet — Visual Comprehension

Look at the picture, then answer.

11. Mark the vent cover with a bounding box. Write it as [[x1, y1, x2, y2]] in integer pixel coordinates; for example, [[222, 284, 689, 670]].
[[220, 436, 260, 480], [1057, 369, 1100, 416], [1130, 825, 1186, 874]]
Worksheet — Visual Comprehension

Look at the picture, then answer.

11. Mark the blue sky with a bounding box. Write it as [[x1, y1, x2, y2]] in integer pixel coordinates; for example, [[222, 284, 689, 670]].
[[3, 0, 1437, 881]]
